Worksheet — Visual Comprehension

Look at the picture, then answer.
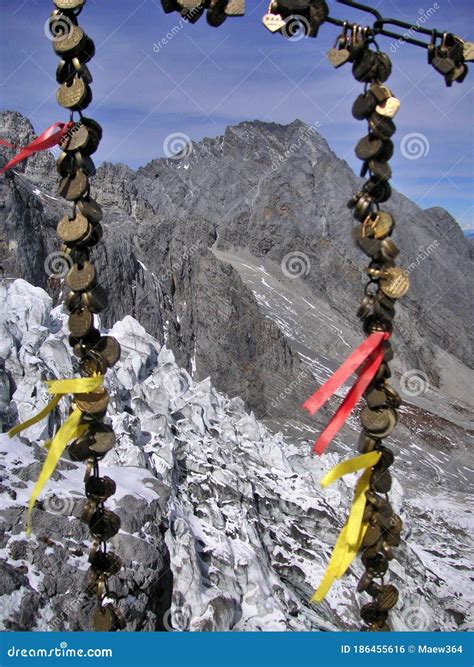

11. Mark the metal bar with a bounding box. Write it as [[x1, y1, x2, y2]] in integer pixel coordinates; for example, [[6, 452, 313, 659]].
[[376, 27, 430, 49], [325, 15, 432, 49], [326, 16, 346, 28], [374, 16, 444, 40]]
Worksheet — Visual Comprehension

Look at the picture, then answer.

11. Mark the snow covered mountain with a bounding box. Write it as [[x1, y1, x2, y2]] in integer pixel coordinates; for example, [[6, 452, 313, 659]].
[[1, 111, 473, 437], [0, 279, 472, 632]]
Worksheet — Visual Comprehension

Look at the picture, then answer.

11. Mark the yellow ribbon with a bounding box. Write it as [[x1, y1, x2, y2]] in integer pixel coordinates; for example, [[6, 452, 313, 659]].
[[8, 375, 103, 535], [311, 451, 381, 603]]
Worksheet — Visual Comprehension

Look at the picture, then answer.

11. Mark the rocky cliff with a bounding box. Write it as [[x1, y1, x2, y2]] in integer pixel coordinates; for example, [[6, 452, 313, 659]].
[[0, 111, 472, 433], [0, 111, 472, 632], [0, 280, 472, 632]]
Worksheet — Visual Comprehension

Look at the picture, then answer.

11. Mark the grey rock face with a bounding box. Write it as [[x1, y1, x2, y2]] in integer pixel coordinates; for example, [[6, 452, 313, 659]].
[[0, 560, 29, 596], [0, 111, 472, 430]]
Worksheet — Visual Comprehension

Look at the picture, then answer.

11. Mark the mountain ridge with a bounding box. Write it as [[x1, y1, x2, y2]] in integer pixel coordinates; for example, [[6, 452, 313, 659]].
[[0, 110, 472, 438], [0, 110, 472, 632], [0, 110, 465, 225]]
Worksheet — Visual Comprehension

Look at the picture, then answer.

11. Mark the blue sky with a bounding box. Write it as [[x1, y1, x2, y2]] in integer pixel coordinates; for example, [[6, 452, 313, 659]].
[[1, 0, 473, 229]]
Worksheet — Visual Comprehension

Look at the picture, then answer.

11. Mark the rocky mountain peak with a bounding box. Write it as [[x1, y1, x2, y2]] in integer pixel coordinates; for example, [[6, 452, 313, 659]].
[[0, 110, 35, 144], [0, 109, 472, 428], [0, 110, 55, 182], [0, 108, 472, 633]]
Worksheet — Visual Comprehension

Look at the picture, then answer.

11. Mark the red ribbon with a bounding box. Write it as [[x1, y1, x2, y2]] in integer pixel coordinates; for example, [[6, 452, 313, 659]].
[[302, 332, 390, 455], [0, 121, 74, 175]]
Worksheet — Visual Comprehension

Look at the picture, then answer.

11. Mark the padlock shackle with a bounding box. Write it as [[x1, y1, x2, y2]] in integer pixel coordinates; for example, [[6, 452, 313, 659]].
[[324, 1, 460, 52]]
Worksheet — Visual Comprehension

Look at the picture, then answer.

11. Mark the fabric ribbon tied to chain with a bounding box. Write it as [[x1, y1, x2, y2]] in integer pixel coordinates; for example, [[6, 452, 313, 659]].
[[302, 332, 390, 455], [311, 450, 382, 603], [0, 120, 74, 175], [8, 376, 103, 534]]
